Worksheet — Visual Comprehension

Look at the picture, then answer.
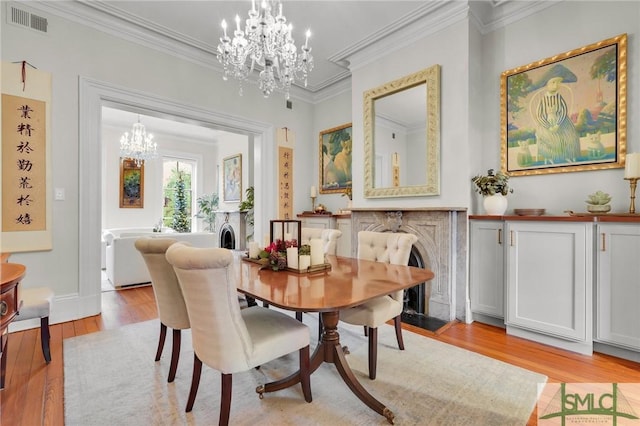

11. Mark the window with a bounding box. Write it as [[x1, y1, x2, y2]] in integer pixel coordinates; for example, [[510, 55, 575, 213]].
[[162, 158, 194, 232]]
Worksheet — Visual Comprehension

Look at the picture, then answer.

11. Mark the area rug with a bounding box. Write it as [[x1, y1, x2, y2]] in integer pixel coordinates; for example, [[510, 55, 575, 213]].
[[64, 314, 546, 425]]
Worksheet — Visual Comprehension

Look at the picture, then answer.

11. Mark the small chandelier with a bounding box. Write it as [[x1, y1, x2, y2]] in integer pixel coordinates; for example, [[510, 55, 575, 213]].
[[217, 0, 314, 99], [119, 116, 157, 166]]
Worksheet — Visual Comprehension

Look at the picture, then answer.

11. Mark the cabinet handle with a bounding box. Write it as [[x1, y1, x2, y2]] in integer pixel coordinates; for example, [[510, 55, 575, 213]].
[[510, 230, 514, 246], [0, 301, 7, 316], [601, 232, 606, 252], [497, 229, 502, 245]]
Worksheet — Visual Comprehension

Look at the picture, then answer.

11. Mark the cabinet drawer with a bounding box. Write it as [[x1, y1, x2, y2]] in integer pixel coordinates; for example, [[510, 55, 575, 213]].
[[0, 284, 19, 330]]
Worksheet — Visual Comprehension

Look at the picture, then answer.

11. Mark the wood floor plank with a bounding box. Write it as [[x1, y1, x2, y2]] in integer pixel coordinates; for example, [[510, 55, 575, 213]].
[[2, 285, 640, 425]]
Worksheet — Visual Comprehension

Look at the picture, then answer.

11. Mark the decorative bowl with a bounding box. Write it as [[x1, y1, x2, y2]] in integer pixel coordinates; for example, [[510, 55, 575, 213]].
[[513, 208, 546, 216]]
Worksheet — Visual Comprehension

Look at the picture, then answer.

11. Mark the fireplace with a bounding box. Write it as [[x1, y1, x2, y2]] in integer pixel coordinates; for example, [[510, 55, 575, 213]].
[[351, 208, 468, 323], [215, 211, 247, 250]]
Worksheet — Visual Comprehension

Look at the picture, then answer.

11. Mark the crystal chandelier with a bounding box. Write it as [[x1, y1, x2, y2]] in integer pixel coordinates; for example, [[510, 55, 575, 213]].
[[216, 0, 314, 99], [119, 116, 157, 166]]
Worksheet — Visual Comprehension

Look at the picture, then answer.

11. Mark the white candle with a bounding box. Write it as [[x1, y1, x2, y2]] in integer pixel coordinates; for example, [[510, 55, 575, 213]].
[[235, 15, 241, 32], [284, 232, 292, 241], [310, 186, 317, 197], [298, 255, 311, 271], [248, 242, 260, 259], [625, 153, 640, 178], [263, 234, 270, 248], [304, 29, 311, 49], [310, 238, 324, 265], [286, 247, 298, 269], [221, 20, 228, 38]]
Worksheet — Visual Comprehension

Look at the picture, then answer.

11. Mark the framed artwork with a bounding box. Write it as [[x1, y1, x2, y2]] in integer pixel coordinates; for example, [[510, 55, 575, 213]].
[[119, 158, 144, 208], [319, 123, 352, 194], [223, 154, 242, 202], [501, 33, 627, 176]]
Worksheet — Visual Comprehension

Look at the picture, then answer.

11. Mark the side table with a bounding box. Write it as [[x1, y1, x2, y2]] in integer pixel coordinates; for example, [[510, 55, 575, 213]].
[[1, 263, 25, 390]]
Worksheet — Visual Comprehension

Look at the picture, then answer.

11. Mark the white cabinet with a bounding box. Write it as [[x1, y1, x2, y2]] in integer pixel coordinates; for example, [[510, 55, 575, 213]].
[[335, 216, 352, 257], [595, 223, 640, 351], [298, 215, 335, 230], [505, 221, 592, 354], [469, 220, 505, 318]]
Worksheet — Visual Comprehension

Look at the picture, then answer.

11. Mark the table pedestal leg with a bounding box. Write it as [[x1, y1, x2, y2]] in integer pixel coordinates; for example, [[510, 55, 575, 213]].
[[257, 311, 395, 424]]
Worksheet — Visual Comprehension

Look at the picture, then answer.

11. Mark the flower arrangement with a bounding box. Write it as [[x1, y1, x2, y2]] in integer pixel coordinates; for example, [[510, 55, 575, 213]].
[[259, 239, 298, 271], [471, 169, 513, 196]]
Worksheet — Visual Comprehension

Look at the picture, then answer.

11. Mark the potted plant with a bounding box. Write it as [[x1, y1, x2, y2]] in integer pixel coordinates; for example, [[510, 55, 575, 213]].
[[585, 190, 612, 213], [471, 169, 513, 215], [195, 193, 219, 232], [238, 186, 254, 241]]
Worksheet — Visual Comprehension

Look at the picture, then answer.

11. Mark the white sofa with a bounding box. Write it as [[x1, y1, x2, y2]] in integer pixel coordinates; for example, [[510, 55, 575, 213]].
[[104, 230, 217, 288], [300, 228, 342, 255]]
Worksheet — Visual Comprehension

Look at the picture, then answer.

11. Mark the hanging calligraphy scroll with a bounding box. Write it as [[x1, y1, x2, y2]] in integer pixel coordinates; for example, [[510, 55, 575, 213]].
[[277, 127, 295, 220], [1, 62, 52, 252]]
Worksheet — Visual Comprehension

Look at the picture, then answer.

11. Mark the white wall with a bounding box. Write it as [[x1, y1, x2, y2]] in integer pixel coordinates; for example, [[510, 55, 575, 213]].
[[1, 2, 316, 307], [479, 1, 640, 215], [351, 19, 471, 210]]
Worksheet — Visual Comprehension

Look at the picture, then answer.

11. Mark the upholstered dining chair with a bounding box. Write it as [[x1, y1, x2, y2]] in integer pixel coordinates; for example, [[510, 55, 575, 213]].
[[339, 230, 418, 380], [165, 243, 312, 425], [135, 237, 190, 383], [300, 228, 342, 256]]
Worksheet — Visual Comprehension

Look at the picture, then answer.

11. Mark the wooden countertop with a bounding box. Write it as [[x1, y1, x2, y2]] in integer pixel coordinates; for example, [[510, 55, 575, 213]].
[[469, 213, 640, 223]]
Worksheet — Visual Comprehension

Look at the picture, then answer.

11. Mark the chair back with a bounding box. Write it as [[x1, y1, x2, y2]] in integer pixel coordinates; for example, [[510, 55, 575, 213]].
[[165, 243, 253, 374], [135, 237, 189, 330], [301, 228, 342, 255], [357, 231, 418, 301]]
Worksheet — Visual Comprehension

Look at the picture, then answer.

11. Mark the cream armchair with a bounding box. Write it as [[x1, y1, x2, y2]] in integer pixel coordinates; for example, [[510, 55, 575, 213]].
[[339, 230, 417, 380], [300, 228, 342, 256], [165, 244, 312, 425]]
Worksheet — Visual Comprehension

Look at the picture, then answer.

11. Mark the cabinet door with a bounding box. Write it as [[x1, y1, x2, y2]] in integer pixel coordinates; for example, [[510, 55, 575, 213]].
[[300, 217, 335, 230], [469, 220, 505, 318], [506, 221, 592, 342], [335, 218, 352, 257], [596, 224, 640, 350]]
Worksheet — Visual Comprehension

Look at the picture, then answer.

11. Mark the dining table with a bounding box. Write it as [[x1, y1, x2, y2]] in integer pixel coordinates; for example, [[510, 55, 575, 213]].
[[234, 254, 435, 424]]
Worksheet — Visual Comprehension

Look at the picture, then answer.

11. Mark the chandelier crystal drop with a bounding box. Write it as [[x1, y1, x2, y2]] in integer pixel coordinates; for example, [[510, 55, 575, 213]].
[[217, 0, 313, 99], [119, 117, 157, 166]]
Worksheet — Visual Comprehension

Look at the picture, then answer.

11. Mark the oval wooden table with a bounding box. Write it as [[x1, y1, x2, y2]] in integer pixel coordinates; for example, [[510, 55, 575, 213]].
[[235, 255, 434, 424], [1, 262, 25, 390]]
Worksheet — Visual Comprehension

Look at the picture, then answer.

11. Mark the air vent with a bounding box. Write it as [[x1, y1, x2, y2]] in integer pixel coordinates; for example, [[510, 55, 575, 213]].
[[9, 5, 48, 33]]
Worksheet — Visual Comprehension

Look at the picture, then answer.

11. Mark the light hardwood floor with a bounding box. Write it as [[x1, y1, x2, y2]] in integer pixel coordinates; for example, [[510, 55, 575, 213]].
[[2, 285, 639, 426]]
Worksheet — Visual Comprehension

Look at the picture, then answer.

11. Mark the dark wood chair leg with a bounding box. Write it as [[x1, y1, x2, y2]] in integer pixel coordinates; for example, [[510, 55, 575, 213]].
[[220, 373, 233, 426], [168, 329, 181, 382], [40, 317, 51, 364], [299, 345, 312, 402], [155, 323, 167, 362], [364, 325, 368, 337], [318, 315, 323, 340], [368, 327, 378, 380], [185, 354, 203, 412], [295, 311, 303, 321], [393, 315, 405, 351]]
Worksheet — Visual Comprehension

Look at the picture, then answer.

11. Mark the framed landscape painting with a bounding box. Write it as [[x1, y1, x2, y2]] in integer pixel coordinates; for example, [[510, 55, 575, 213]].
[[501, 34, 627, 176], [119, 158, 144, 208], [319, 123, 352, 194], [223, 154, 242, 202]]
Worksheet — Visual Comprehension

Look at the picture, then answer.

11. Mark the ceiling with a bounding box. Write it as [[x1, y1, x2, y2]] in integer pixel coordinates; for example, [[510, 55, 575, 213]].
[[32, 0, 550, 139], [66, 0, 442, 97]]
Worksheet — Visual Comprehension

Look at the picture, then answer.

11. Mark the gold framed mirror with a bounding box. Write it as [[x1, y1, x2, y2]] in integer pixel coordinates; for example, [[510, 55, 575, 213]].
[[363, 64, 441, 198]]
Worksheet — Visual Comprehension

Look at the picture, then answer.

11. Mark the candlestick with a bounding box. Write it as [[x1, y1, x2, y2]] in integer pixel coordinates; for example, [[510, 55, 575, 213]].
[[625, 177, 639, 214], [310, 185, 317, 211]]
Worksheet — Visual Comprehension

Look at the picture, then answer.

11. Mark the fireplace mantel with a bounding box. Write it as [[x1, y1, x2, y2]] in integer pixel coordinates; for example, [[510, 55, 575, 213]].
[[351, 208, 468, 323]]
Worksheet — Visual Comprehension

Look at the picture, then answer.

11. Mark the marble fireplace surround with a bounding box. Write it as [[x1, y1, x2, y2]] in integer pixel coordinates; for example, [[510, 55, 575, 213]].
[[350, 208, 468, 323], [215, 211, 247, 251]]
